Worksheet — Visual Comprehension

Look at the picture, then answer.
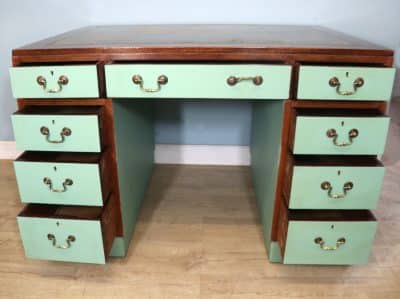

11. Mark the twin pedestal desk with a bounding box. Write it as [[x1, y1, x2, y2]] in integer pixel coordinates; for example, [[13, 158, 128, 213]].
[[9, 25, 396, 265]]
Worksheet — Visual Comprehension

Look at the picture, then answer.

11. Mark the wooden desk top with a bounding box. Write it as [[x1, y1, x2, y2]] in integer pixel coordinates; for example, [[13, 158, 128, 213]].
[[12, 25, 393, 64]]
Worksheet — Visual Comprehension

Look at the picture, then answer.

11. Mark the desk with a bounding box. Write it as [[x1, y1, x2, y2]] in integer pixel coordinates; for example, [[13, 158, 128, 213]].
[[9, 25, 395, 265]]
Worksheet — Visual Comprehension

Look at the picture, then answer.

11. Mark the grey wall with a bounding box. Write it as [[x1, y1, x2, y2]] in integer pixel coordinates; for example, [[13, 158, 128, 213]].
[[1, 0, 399, 143]]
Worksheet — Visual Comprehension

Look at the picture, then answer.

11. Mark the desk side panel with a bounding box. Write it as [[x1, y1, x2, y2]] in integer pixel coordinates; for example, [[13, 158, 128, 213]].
[[110, 100, 154, 256], [250, 101, 284, 262]]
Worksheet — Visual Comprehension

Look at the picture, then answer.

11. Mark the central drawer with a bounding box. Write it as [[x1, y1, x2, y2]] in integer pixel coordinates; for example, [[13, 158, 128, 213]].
[[105, 64, 292, 99], [17, 194, 117, 264], [14, 152, 111, 206]]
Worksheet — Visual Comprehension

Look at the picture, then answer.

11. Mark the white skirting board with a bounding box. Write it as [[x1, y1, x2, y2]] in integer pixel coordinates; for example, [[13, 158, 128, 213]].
[[0, 142, 250, 166]]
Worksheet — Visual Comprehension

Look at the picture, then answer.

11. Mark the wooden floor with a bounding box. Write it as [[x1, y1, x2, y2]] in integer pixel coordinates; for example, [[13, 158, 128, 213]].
[[1, 102, 400, 298]]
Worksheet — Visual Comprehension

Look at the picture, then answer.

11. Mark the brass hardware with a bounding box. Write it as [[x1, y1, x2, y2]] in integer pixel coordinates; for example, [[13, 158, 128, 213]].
[[40, 126, 72, 143], [43, 177, 73, 193], [36, 75, 69, 93], [47, 234, 76, 249], [227, 75, 263, 86], [329, 76, 364, 96], [320, 181, 354, 199], [326, 128, 359, 147], [132, 74, 168, 92], [314, 237, 346, 251]]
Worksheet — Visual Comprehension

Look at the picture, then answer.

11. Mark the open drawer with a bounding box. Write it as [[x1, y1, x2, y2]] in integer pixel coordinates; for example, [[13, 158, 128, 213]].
[[17, 194, 117, 264], [14, 151, 112, 206], [12, 106, 103, 152], [291, 108, 390, 155], [277, 209, 377, 265], [283, 155, 385, 210]]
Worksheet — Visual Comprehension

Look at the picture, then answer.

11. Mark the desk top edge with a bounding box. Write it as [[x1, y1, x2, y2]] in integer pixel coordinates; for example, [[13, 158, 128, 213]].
[[13, 25, 393, 58]]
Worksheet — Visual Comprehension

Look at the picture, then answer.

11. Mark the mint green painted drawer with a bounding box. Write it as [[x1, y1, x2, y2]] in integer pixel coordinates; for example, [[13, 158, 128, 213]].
[[14, 152, 109, 206], [105, 64, 292, 99], [10, 65, 99, 98], [11, 107, 102, 152], [297, 66, 395, 101], [289, 164, 385, 210], [17, 198, 117, 264], [293, 114, 390, 155], [282, 211, 377, 265]]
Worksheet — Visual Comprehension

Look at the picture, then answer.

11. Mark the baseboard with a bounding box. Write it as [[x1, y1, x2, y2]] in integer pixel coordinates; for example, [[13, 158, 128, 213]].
[[0, 142, 250, 165], [0, 141, 22, 159], [155, 144, 250, 165]]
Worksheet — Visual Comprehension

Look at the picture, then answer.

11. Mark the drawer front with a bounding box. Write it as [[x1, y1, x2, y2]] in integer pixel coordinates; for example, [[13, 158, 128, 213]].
[[14, 161, 103, 206], [284, 220, 377, 265], [105, 64, 291, 99], [293, 116, 390, 155], [17, 217, 106, 264], [10, 66, 99, 98], [297, 66, 395, 101], [290, 166, 385, 209], [11, 114, 101, 152]]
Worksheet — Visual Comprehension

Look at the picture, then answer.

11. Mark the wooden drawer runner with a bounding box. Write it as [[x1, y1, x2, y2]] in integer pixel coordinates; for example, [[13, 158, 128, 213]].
[[283, 156, 385, 210], [277, 209, 377, 265], [17, 194, 117, 264], [105, 64, 292, 99], [10, 65, 99, 99], [14, 151, 112, 206], [11, 106, 103, 153]]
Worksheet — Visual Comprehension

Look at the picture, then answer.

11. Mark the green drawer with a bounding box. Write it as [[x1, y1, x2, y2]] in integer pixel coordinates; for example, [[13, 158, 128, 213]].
[[289, 164, 385, 210], [282, 211, 377, 265], [297, 66, 395, 101], [105, 64, 291, 99], [17, 198, 117, 264], [10, 65, 99, 98], [293, 114, 390, 155], [11, 107, 102, 152], [14, 152, 109, 206]]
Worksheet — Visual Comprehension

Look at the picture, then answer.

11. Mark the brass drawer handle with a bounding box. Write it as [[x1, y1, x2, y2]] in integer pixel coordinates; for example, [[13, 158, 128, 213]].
[[43, 177, 73, 193], [47, 234, 76, 249], [314, 237, 346, 251], [329, 76, 364, 96], [132, 74, 168, 92], [326, 128, 358, 147], [36, 75, 69, 93], [227, 75, 263, 86], [40, 126, 72, 144], [320, 181, 354, 199]]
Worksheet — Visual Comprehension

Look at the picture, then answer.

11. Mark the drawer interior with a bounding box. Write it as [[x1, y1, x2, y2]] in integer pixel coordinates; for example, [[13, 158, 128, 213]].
[[295, 108, 385, 117], [14, 105, 102, 116]]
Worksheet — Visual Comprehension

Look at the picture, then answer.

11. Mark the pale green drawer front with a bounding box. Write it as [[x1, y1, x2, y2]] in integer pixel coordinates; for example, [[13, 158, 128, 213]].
[[284, 220, 377, 264], [105, 64, 292, 99], [11, 114, 101, 152], [10, 66, 99, 98], [17, 217, 106, 264], [290, 166, 385, 209], [14, 161, 103, 206], [293, 116, 390, 155], [297, 66, 395, 101]]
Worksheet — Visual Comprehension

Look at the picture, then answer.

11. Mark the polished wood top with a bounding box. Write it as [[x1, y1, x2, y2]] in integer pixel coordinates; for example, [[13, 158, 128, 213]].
[[19, 24, 387, 50], [12, 25, 393, 65]]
